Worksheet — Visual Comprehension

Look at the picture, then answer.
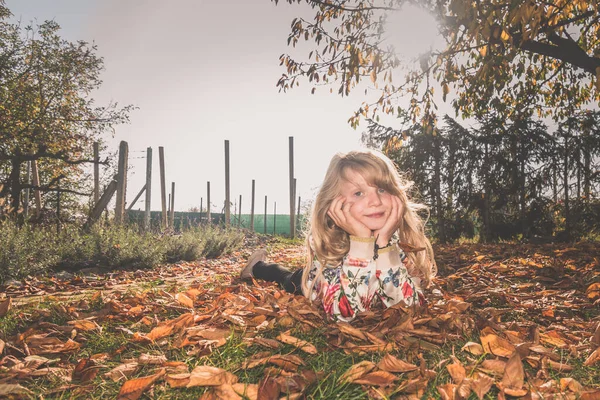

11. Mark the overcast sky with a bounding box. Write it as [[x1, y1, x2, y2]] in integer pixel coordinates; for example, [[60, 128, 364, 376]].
[[6, 0, 440, 214]]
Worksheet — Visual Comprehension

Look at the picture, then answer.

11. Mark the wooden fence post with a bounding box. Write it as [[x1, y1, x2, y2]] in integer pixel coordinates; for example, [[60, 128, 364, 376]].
[[297, 195, 301, 236], [31, 160, 42, 216], [159, 146, 167, 229], [144, 147, 152, 230], [170, 182, 175, 229], [224, 140, 231, 226], [56, 178, 61, 235], [93, 142, 100, 205], [238, 194, 242, 228], [250, 179, 255, 231], [23, 160, 31, 219], [85, 179, 117, 228], [207, 181, 211, 224], [115, 140, 128, 224], [127, 184, 146, 211], [289, 136, 295, 238]]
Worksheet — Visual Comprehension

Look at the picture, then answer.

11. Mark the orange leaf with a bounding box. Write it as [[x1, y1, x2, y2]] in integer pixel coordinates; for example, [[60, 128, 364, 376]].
[[67, 319, 100, 331], [584, 348, 600, 366], [187, 365, 238, 387], [104, 362, 139, 382], [175, 293, 194, 308], [376, 354, 418, 373], [166, 373, 191, 388], [462, 341, 484, 355], [276, 332, 317, 354], [480, 332, 515, 358], [336, 322, 368, 340], [338, 360, 377, 383], [145, 324, 174, 342], [499, 352, 527, 397], [117, 369, 165, 400], [72, 358, 98, 383], [437, 383, 457, 400], [470, 373, 493, 400], [352, 370, 398, 386], [446, 358, 466, 384], [0, 297, 12, 317], [257, 376, 280, 400]]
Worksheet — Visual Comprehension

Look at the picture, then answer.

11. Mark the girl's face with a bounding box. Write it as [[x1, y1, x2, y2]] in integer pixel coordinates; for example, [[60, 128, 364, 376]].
[[338, 168, 395, 232]]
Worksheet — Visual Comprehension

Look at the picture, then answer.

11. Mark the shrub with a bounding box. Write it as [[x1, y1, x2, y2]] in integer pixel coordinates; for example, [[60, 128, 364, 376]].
[[0, 221, 245, 284], [0, 220, 61, 282]]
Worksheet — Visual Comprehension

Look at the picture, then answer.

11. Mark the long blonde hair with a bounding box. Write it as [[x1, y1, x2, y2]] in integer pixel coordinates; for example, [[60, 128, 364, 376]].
[[301, 149, 436, 296]]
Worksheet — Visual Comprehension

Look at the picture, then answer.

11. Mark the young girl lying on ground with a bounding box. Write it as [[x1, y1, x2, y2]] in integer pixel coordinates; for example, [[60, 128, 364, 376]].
[[241, 149, 436, 322]]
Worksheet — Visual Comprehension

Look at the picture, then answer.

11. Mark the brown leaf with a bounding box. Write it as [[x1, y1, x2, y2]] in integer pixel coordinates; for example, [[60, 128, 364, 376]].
[[352, 370, 398, 387], [175, 293, 194, 308], [580, 389, 600, 400], [166, 373, 190, 388], [376, 353, 418, 373], [213, 383, 243, 400], [470, 373, 493, 400], [67, 319, 100, 332], [27, 337, 81, 355], [0, 338, 5, 355], [560, 377, 583, 393], [72, 358, 98, 383], [145, 324, 174, 342], [117, 368, 165, 400], [479, 359, 506, 376], [276, 332, 317, 354], [461, 341, 484, 356], [437, 383, 457, 400], [232, 383, 258, 400], [480, 331, 515, 358], [0, 383, 32, 397], [266, 354, 305, 372], [338, 360, 377, 383], [336, 322, 368, 340], [137, 353, 168, 365], [446, 358, 466, 384], [499, 352, 527, 397], [104, 362, 139, 382], [246, 337, 282, 350], [257, 376, 280, 400], [584, 347, 600, 366], [592, 323, 600, 346], [0, 297, 12, 317], [187, 365, 238, 387]]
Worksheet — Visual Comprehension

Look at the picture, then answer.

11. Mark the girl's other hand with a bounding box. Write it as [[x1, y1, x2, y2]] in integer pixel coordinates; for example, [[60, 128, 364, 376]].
[[374, 195, 402, 246], [327, 197, 372, 238]]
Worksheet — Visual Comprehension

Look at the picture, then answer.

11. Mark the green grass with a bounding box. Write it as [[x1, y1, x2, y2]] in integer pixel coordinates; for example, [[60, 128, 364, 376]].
[[0, 221, 245, 284]]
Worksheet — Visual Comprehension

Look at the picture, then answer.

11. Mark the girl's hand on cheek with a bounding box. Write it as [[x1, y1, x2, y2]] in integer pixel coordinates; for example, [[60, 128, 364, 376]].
[[327, 197, 371, 238], [374, 196, 402, 245]]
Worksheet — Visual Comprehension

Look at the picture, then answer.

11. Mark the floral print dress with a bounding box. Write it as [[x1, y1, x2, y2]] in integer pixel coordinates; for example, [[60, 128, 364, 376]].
[[307, 236, 423, 322]]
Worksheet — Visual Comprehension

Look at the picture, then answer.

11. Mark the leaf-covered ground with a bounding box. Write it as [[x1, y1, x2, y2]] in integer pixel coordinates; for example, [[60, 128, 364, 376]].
[[0, 236, 599, 399]]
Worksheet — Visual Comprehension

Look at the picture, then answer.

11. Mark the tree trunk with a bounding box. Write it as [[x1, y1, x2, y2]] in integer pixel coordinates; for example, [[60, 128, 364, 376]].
[[482, 142, 491, 243], [584, 133, 591, 203], [563, 129, 571, 239], [9, 153, 22, 217], [432, 132, 446, 242], [519, 134, 526, 237]]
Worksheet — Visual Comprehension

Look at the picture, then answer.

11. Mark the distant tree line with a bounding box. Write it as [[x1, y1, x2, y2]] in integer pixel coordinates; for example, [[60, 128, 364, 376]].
[[364, 110, 600, 243]]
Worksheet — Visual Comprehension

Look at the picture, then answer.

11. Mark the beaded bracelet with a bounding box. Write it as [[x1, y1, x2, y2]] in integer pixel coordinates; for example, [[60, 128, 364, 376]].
[[373, 238, 393, 260]]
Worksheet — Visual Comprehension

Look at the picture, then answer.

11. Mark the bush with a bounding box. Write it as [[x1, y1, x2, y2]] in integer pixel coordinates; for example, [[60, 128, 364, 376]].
[[163, 225, 245, 262], [0, 220, 61, 282], [0, 221, 245, 284]]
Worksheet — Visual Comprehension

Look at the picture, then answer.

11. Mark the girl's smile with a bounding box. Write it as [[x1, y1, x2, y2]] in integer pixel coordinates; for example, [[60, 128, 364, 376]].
[[338, 169, 393, 232]]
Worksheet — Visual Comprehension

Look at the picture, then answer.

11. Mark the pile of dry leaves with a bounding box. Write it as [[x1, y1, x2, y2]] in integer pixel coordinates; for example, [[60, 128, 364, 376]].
[[0, 239, 598, 399]]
